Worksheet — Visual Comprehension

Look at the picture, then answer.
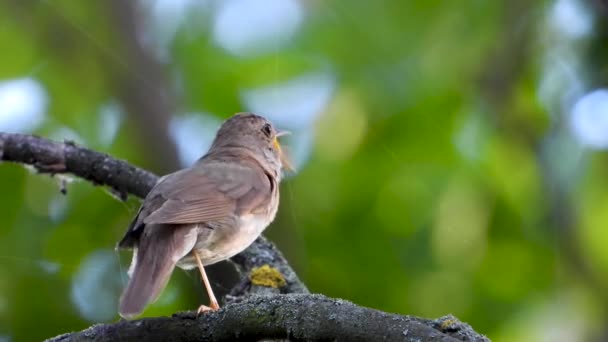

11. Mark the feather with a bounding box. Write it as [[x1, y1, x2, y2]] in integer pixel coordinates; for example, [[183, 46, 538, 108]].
[[118, 224, 197, 318]]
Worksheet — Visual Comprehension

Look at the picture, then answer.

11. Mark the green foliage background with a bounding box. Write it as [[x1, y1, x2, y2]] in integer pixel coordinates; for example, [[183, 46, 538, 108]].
[[0, 1, 606, 341]]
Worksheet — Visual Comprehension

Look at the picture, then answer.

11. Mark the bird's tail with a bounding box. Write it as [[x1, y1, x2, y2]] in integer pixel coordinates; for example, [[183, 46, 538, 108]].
[[118, 224, 197, 319]]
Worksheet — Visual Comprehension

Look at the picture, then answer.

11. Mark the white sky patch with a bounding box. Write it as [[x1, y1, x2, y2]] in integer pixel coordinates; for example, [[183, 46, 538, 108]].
[[150, 0, 199, 38], [242, 72, 334, 171], [97, 102, 123, 147], [570, 89, 608, 149], [170, 113, 221, 167], [454, 110, 488, 162], [537, 53, 585, 120], [143, 0, 208, 61], [213, 0, 303, 57], [71, 249, 122, 322], [48, 193, 69, 223], [550, 0, 592, 39], [0, 78, 47, 133], [242, 72, 335, 130]]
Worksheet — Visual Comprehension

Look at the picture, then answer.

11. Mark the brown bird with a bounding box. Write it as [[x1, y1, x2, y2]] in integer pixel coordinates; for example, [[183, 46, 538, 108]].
[[116, 113, 290, 318]]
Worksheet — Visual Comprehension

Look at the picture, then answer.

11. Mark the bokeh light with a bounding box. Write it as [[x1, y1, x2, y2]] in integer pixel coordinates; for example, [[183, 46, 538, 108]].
[[570, 89, 608, 149], [0, 78, 47, 133], [213, 0, 303, 57]]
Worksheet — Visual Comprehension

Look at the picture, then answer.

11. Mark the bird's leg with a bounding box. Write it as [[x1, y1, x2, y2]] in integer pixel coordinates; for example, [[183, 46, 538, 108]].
[[193, 250, 220, 315]]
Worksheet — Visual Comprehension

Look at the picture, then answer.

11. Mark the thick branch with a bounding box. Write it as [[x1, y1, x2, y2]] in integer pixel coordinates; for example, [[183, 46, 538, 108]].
[[46, 294, 487, 342], [0, 132, 306, 295]]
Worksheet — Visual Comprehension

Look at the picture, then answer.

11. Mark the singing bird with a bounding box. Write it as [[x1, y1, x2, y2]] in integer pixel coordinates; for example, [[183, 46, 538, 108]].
[[116, 113, 290, 318]]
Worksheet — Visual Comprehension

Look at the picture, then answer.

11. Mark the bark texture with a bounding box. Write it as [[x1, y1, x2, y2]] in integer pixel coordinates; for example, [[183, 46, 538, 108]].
[[47, 294, 486, 342]]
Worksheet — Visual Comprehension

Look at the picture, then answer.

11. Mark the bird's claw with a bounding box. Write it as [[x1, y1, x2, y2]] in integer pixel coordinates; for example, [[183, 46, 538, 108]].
[[196, 303, 220, 317]]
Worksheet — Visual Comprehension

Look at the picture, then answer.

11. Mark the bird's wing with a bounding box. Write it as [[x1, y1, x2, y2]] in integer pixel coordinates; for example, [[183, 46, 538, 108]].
[[117, 158, 274, 249], [143, 161, 273, 224]]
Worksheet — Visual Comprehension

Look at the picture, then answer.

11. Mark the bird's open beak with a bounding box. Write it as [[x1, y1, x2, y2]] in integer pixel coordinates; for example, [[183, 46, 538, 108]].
[[273, 130, 294, 171], [276, 130, 291, 138]]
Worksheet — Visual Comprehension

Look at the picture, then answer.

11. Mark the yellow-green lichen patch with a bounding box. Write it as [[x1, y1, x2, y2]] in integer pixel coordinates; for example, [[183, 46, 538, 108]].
[[439, 318, 459, 331], [249, 265, 287, 288]]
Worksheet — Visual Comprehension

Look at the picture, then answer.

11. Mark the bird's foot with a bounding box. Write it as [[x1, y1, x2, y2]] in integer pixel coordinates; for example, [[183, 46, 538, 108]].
[[196, 302, 220, 316]]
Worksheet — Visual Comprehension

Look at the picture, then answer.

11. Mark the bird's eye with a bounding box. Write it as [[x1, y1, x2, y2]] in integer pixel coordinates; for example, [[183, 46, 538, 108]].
[[261, 123, 272, 137]]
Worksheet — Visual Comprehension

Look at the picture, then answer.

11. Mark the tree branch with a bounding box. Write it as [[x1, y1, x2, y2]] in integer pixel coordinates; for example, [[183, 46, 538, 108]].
[[0, 132, 156, 199], [0, 132, 306, 296], [46, 294, 487, 342]]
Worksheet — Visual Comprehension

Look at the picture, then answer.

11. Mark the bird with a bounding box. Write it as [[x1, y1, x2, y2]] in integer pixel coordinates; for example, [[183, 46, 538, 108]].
[[116, 113, 290, 319]]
